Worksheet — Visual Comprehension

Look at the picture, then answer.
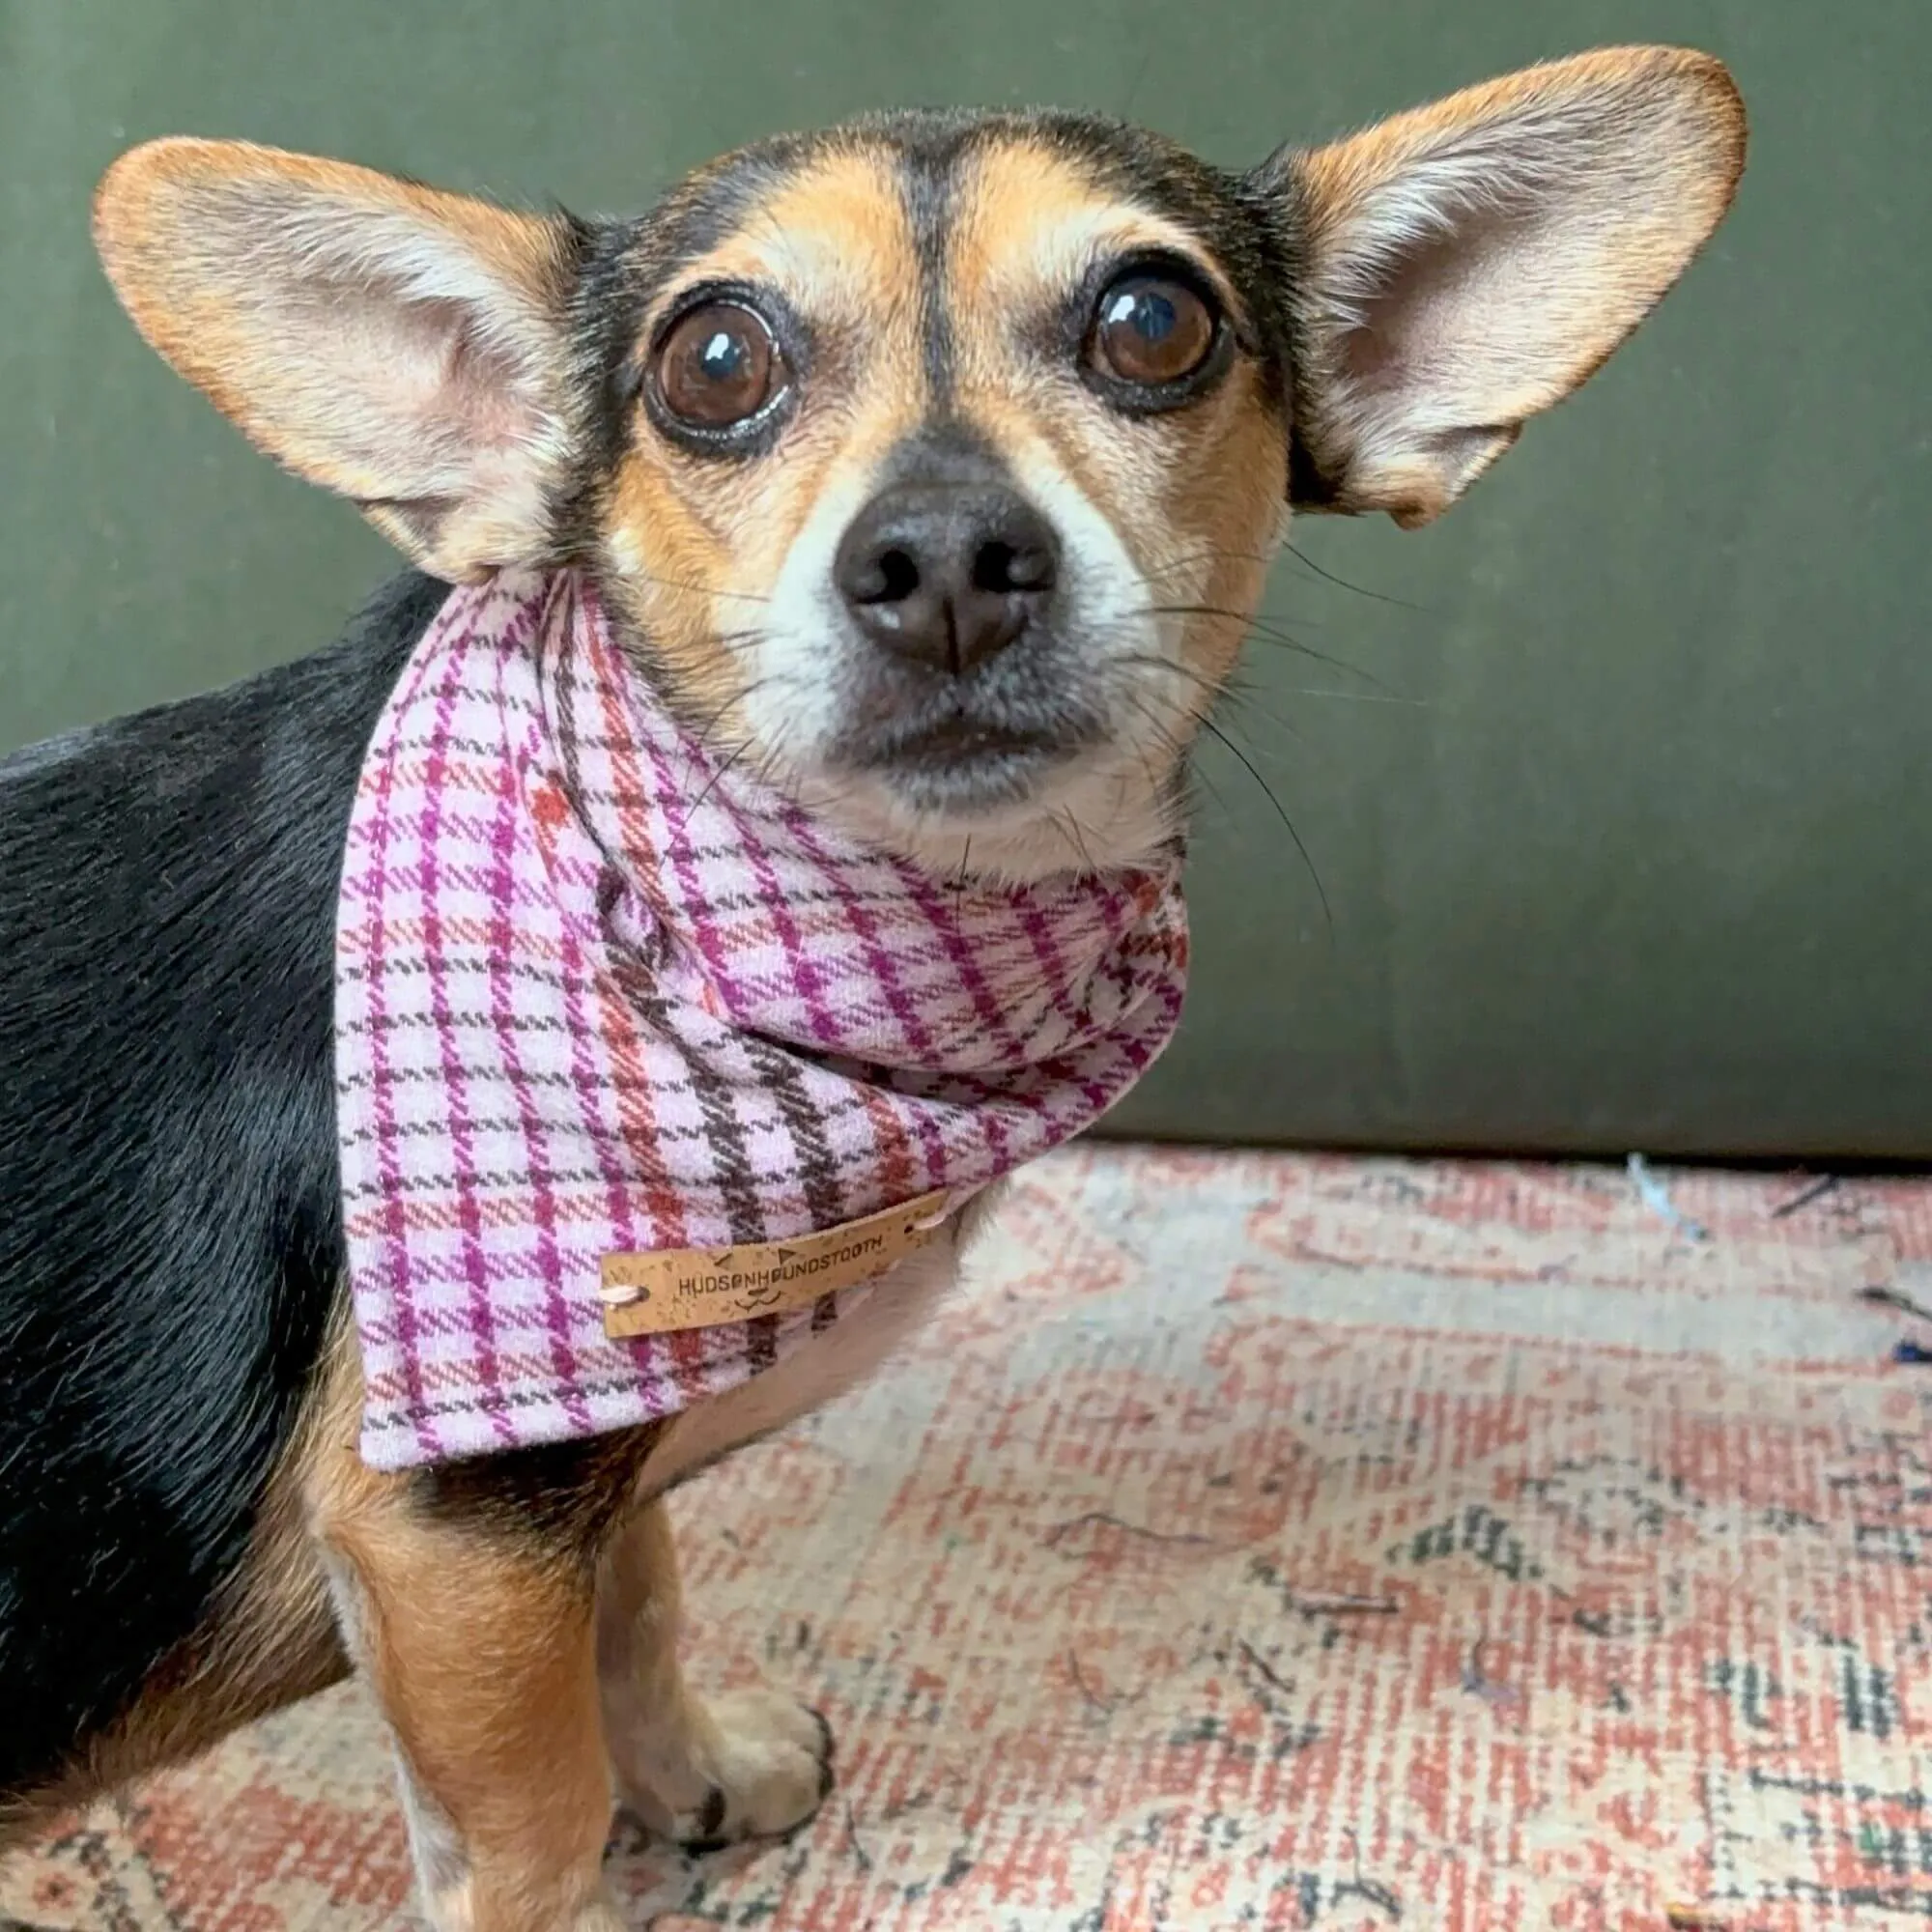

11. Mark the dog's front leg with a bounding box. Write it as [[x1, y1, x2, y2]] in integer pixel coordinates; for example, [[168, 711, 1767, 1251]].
[[597, 1496, 832, 1849], [316, 1473, 627, 1932]]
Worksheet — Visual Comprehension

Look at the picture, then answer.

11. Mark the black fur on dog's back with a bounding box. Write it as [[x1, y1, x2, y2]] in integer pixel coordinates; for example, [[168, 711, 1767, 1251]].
[[0, 572, 440, 1799]]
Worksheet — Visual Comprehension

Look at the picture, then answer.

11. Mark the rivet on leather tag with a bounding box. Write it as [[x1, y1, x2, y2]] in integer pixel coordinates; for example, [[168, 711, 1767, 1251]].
[[599, 1189, 952, 1341]]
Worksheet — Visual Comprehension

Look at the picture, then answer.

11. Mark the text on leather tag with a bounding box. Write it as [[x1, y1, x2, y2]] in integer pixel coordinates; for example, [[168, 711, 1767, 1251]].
[[600, 1189, 952, 1340]]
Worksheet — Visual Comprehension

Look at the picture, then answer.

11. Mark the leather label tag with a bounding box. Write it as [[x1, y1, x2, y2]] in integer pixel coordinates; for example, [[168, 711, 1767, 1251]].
[[600, 1189, 952, 1340]]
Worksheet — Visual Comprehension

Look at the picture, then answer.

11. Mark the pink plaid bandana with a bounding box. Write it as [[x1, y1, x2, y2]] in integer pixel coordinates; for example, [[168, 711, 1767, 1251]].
[[335, 571, 1188, 1469]]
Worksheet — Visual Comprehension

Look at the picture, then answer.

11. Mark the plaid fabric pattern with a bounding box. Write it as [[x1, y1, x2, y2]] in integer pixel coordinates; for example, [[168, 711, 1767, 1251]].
[[335, 571, 1188, 1469]]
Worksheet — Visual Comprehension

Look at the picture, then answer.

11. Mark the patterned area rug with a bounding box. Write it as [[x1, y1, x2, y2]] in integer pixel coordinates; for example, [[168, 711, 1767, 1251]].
[[6, 1148, 1931, 1932]]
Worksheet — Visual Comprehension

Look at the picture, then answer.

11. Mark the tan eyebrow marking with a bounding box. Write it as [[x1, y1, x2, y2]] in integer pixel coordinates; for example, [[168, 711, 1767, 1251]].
[[650, 146, 919, 331], [946, 139, 1235, 325]]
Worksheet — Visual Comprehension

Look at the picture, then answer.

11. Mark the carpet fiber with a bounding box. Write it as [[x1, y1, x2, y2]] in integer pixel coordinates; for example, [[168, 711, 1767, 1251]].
[[6, 1148, 1931, 1931]]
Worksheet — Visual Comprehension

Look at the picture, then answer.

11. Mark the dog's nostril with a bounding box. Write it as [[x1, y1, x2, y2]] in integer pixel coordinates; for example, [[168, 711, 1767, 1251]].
[[846, 545, 921, 606], [973, 541, 1017, 593], [875, 548, 921, 603], [972, 539, 1055, 597]]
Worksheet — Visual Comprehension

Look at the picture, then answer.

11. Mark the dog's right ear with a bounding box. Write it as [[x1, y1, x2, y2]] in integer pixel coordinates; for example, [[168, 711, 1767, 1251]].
[[94, 139, 583, 582], [1261, 47, 1746, 528]]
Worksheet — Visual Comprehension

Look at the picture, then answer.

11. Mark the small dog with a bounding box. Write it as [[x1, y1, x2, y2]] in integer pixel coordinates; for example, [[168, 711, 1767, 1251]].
[[0, 48, 1742, 1931]]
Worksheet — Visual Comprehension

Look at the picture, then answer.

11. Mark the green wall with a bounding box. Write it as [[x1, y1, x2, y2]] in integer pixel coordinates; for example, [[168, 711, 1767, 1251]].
[[3, 1, 1926, 1156]]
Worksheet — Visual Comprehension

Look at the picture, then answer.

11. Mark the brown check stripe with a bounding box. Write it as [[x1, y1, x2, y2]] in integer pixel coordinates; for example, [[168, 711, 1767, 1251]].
[[333, 572, 1188, 1469]]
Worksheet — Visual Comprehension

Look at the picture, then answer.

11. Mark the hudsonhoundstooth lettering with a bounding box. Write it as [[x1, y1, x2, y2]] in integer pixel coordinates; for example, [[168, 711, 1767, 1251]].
[[334, 571, 1189, 1469]]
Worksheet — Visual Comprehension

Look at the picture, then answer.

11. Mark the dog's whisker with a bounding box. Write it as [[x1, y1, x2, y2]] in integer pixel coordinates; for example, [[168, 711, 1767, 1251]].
[[1139, 531, 1420, 618], [1197, 716, 1334, 938], [633, 569, 776, 607], [1131, 603, 1396, 693], [1115, 648, 1428, 723], [1274, 686, 1429, 708], [1117, 682, 1235, 833], [1101, 688, 1188, 829], [677, 736, 758, 823], [1278, 539, 1425, 612], [673, 671, 776, 796], [1140, 544, 1279, 582], [1048, 807, 1101, 875], [1105, 651, 1307, 746]]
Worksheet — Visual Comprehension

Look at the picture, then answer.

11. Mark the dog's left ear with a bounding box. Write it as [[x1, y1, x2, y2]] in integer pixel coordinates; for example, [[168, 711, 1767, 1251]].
[[93, 139, 583, 582], [1263, 46, 1746, 527]]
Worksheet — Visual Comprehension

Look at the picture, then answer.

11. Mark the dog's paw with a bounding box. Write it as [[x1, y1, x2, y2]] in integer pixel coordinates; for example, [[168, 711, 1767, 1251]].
[[621, 1688, 834, 1850]]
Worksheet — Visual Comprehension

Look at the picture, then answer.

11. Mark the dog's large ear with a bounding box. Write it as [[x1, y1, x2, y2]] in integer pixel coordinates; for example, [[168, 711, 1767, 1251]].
[[1262, 46, 1746, 527], [94, 139, 583, 581]]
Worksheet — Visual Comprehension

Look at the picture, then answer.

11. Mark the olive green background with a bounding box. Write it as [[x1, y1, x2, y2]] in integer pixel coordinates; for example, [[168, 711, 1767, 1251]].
[[2, 1, 1926, 1155]]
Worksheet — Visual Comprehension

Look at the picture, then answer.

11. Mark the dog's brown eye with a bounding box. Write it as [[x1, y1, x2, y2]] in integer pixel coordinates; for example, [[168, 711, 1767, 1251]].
[[1090, 275, 1217, 386], [653, 302, 783, 429]]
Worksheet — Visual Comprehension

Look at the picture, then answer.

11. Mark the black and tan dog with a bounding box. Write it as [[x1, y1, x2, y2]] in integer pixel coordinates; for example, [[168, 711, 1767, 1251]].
[[0, 49, 1743, 1931]]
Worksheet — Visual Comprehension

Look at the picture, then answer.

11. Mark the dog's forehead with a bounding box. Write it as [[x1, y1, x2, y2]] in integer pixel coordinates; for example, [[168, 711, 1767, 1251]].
[[643, 112, 1241, 313]]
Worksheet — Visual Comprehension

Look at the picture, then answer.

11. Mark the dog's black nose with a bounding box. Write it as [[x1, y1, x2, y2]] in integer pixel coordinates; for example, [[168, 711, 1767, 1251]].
[[834, 484, 1059, 675]]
